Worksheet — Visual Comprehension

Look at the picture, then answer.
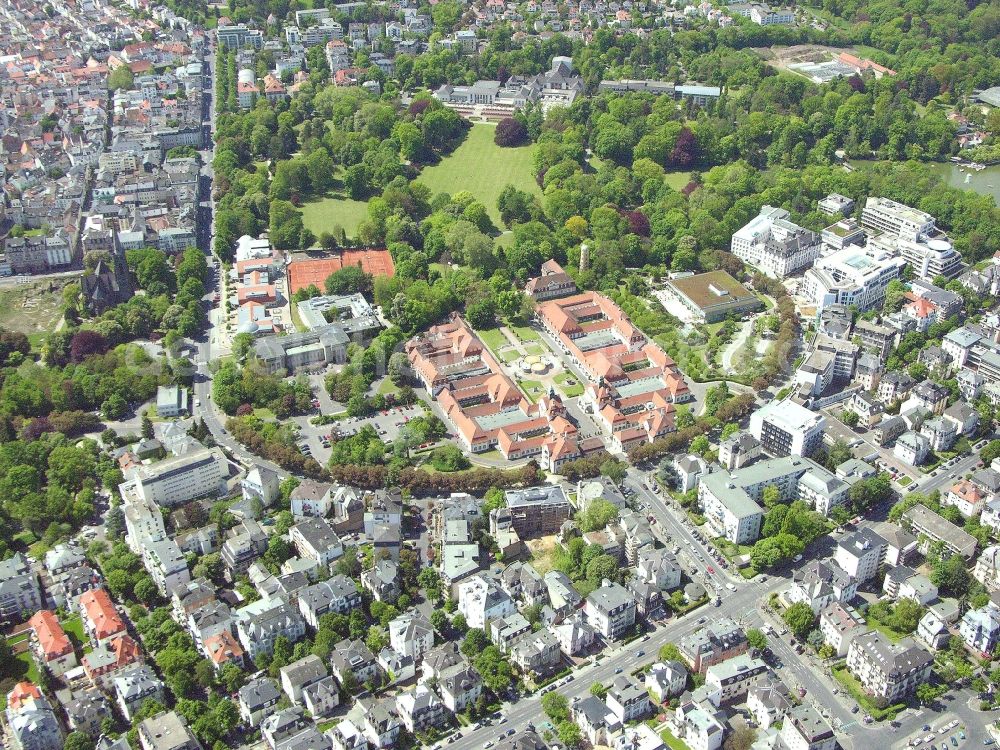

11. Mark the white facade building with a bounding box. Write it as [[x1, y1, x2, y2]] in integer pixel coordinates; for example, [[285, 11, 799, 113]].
[[731, 206, 821, 279]]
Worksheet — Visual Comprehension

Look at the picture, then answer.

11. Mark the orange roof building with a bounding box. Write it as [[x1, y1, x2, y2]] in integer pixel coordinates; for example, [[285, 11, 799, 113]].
[[204, 630, 245, 669], [82, 633, 143, 686], [405, 314, 595, 470], [29, 611, 76, 674], [7, 682, 43, 712], [79, 588, 125, 644], [537, 290, 691, 453]]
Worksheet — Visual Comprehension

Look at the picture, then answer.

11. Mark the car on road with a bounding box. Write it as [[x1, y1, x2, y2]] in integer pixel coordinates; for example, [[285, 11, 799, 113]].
[[707, 566, 715, 574], [635, 650, 644, 657], [614, 667, 623, 674], [793, 554, 803, 562], [726, 583, 737, 591]]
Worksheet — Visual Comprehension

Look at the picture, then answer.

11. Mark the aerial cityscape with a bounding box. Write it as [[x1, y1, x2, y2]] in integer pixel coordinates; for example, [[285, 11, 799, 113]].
[[1, 0, 1000, 750]]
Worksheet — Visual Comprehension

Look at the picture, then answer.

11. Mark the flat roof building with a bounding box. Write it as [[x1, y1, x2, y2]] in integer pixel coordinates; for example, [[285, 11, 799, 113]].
[[749, 400, 825, 458], [664, 271, 762, 323]]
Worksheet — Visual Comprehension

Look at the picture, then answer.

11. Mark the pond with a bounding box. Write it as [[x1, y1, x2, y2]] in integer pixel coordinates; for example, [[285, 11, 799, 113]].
[[850, 158, 1000, 204]]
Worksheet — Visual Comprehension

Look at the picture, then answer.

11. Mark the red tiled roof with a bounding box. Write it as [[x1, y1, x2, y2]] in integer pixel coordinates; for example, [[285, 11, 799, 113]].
[[80, 588, 125, 641], [29, 611, 72, 661]]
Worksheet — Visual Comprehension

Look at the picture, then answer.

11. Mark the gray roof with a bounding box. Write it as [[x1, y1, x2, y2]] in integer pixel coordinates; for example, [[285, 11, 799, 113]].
[[586, 581, 633, 613], [851, 631, 932, 677], [240, 677, 281, 709]]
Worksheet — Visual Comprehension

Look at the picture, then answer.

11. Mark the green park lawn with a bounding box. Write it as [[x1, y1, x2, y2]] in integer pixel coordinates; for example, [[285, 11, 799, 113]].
[[664, 170, 692, 190], [554, 371, 584, 398], [510, 325, 540, 342], [299, 194, 371, 238], [475, 327, 511, 352], [518, 379, 546, 403], [417, 123, 541, 225]]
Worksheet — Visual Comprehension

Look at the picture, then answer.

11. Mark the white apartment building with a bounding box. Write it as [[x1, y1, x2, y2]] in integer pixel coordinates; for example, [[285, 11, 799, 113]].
[[730, 205, 821, 279], [819, 601, 867, 657], [802, 245, 906, 313], [846, 631, 932, 703], [584, 580, 637, 640], [142, 538, 191, 596], [834, 527, 887, 583], [749, 400, 825, 457], [778, 704, 837, 750], [457, 576, 515, 630], [860, 197, 935, 240], [122, 447, 228, 508]]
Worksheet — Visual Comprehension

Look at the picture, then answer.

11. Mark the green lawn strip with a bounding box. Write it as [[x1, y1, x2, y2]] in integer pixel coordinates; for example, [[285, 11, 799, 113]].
[[498, 348, 521, 364], [831, 664, 906, 720], [511, 325, 540, 342], [523, 343, 546, 356], [416, 123, 541, 225], [474, 327, 510, 352], [663, 171, 692, 191], [299, 194, 370, 238], [376, 378, 400, 396], [61, 615, 86, 648], [517, 379, 545, 403], [660, 728, 693, 750]]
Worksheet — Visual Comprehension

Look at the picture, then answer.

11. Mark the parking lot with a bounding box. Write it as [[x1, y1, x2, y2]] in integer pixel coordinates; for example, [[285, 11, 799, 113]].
[[292, 401, 429, 465], [903, 718, 969, 750]]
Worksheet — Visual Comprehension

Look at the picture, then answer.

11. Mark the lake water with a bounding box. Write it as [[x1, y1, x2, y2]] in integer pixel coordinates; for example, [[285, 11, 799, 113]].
[[850, 159, 1000, 204], [927, 161, 1000, 204]]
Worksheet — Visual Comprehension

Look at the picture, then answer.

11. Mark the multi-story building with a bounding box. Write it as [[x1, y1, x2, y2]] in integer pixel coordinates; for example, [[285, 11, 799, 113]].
[[730, 205, 821, 279], [901, 503, 978, 559], [705, 653, 768, 704], [120, 447, 227, 508], [0, 554, 41, 624], [606, 675, 652, 722], [5, 682, 63, 750], [457, 575, 516, 630], [802, 245, 906, 313], [235, 599, 306, 661], [501, 485, 572, 538], [525, 259, 578, 301], [584, 580, 637, 640], [778, 704, 837, 750], [28, 611, 77, 676], [678, 618, 748, 674], [959, 602, 1000, 656], [860, 197, 935, 239], [80, 588, 126, 646], [137, 711, 202, 750], [718, 432, 761, 471], [395, 685, 448, 733], [834, 527, 887, 583], [749, 400, 825, 457], [216, 23, 264, 49], [819, 601, 867, 657], [846, 631, 932, 703]]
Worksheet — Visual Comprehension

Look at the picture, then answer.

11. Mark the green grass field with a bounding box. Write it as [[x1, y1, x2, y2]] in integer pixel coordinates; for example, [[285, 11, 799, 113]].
[[300, 194, 371, 239], [518, 379, 545, 403], [664, 170, 692, 190], [554, 372, 583, 398], [475, 327, 510, 352], [510, 325, 540, 342], [417, 124, 541, 225]]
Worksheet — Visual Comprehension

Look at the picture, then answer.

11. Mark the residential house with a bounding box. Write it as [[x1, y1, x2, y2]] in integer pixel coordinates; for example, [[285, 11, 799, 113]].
[[679, 618, 748, 673], [585, 580, 637, 640], [381, 610, 432, 662], [28, 611, 76, 676], [959, 602, 1000, 656], [606, 675, 652, 722], [395, 685, 448, 733], [0, 554, 42, 624], [80, 588, 126, 646], [747, 677, 793, 730], [845, 631, 933, 703], [235, 599, 306, 661], [289, 517, 343, 567], [819, 602, 867, 658], [509, 628, 562, 675], [114, 666, 165, 721], [437, 664, 482, 713], [646, 660, 687, 703], [778, 703, 836, 750], [330, 638, 379, 687], [238, 677, 282, 727], [298, 576, 362, 629], [704, 654, 768, 703], [458, 575, 516, 630]]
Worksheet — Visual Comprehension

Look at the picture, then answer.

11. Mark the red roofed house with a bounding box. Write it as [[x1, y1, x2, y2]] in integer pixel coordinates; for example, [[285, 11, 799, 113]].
[[29, 611, 76, 675], [204, 630, 245, 671], [79, 588, 126, 646], [82, 633, 144, 688], [7, 681, 42, 712]]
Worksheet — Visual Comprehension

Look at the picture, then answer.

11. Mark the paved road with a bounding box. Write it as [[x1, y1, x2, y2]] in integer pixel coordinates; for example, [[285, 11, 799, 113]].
[[446, 577, 787, 750]]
